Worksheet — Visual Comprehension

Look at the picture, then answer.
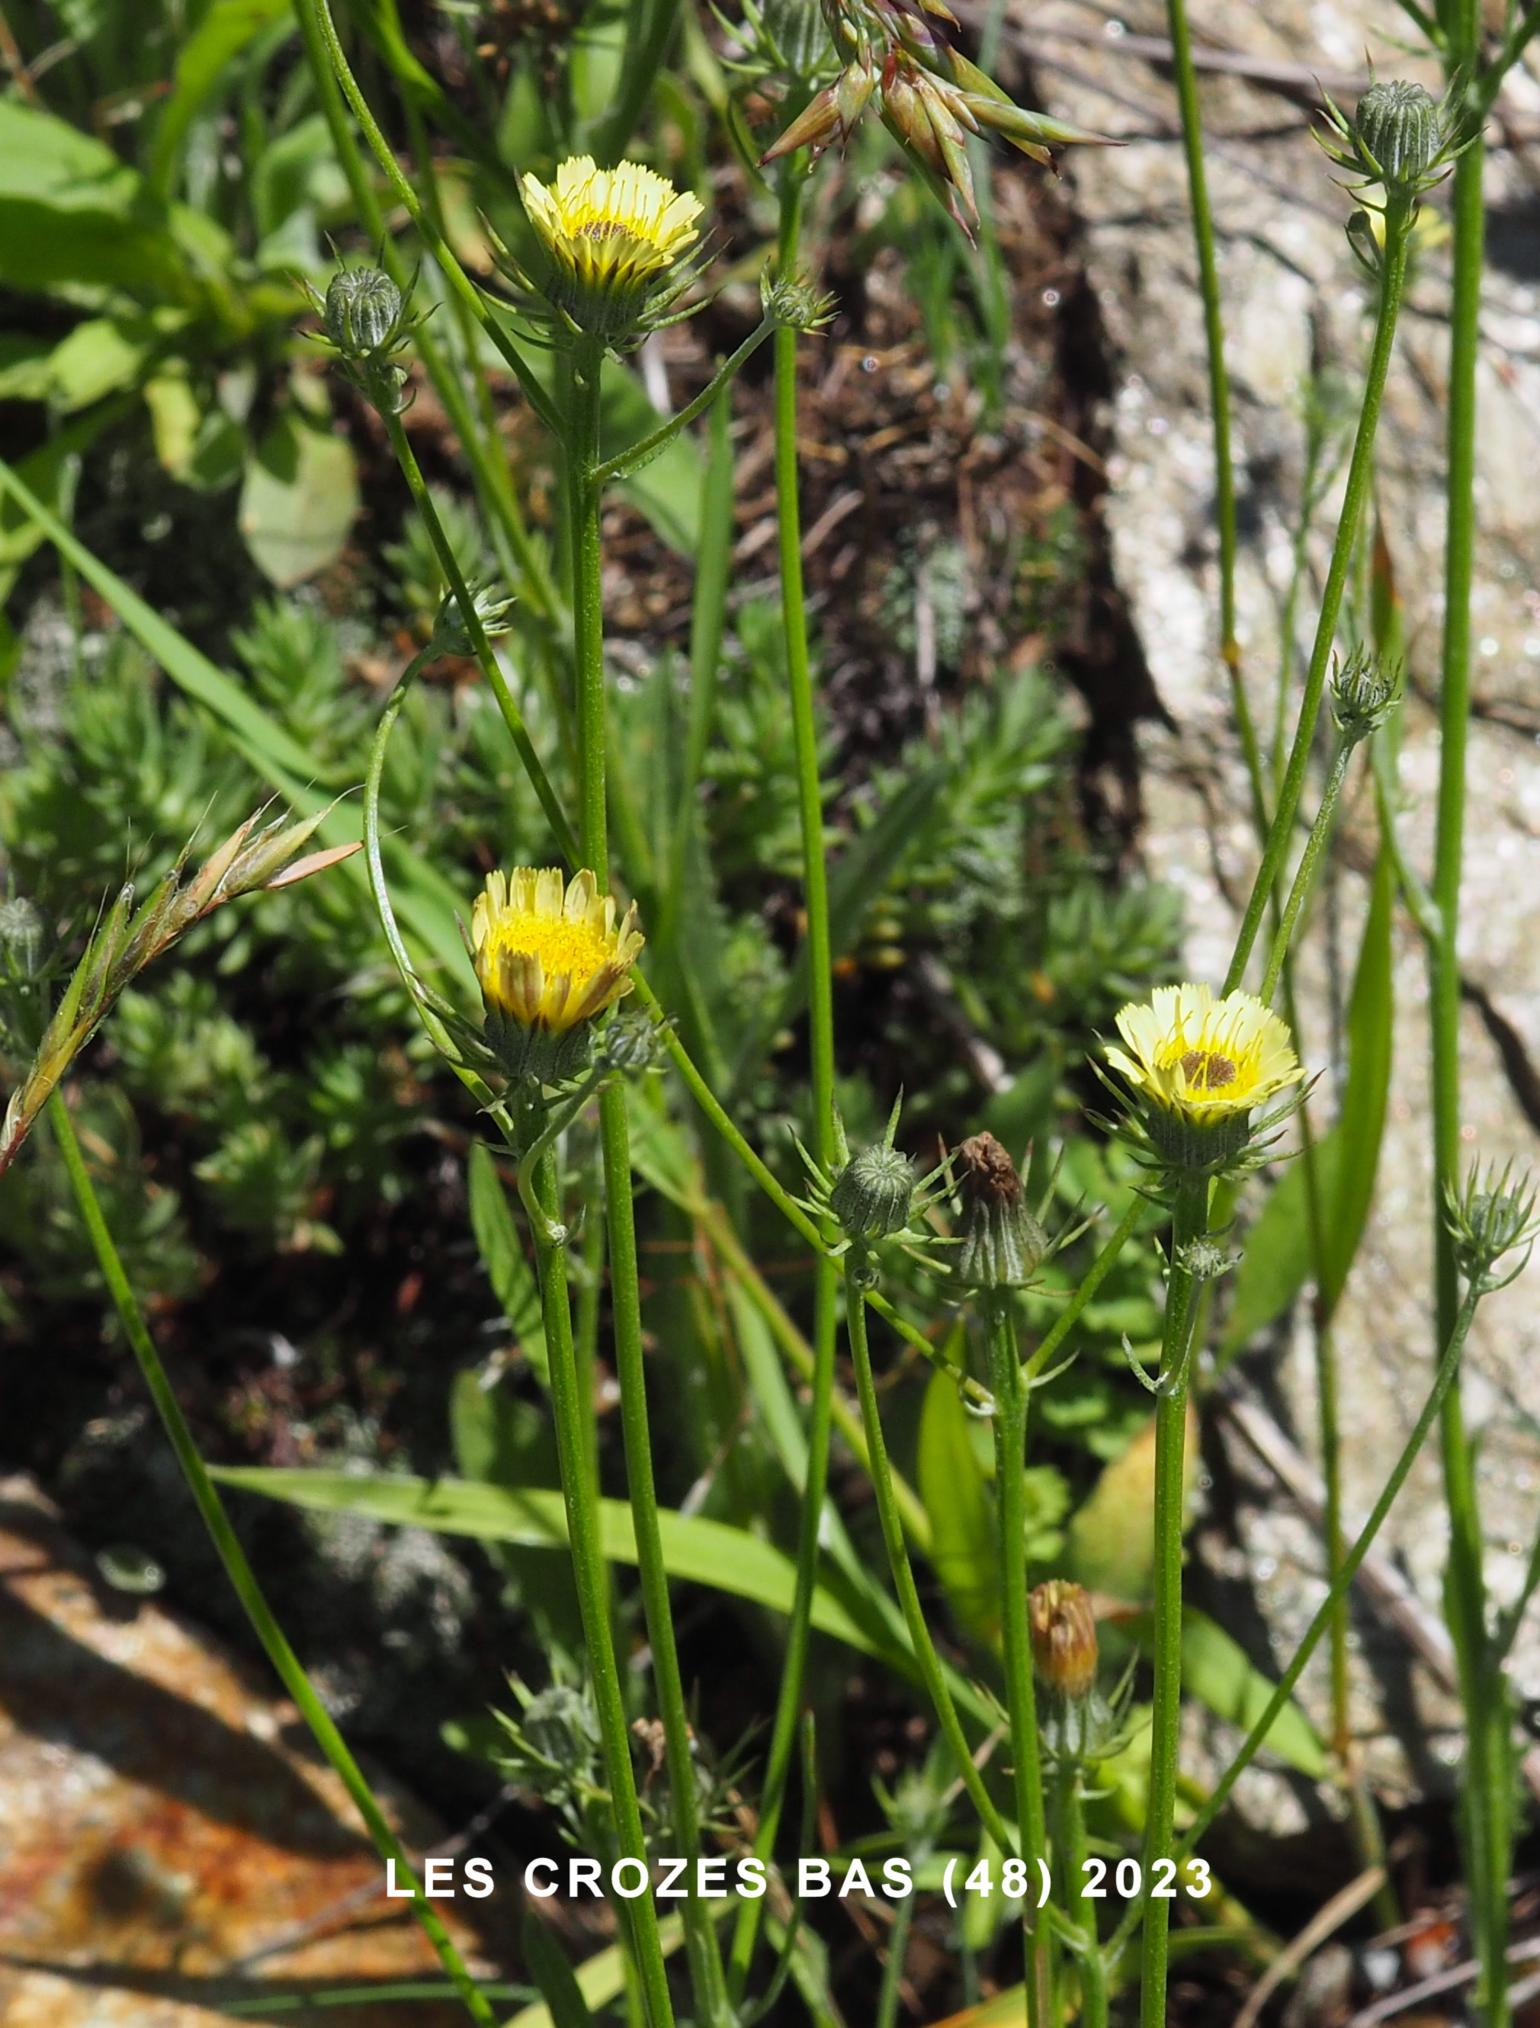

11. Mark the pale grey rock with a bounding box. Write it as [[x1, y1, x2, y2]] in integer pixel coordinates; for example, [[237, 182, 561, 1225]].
[[1019, 0, 1540, 1828]]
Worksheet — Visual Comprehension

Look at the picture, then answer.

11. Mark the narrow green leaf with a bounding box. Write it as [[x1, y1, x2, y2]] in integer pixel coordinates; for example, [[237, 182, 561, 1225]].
[[1121, 1608, 1327, 1780], [519, 1915, 596, 2028], [212, 1467, 898, 1663], [466, 1142, 548, 1384]]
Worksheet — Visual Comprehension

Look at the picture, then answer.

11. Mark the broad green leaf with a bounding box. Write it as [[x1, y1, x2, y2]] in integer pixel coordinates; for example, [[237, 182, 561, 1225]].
[[917, 1364, 998, 1642], [150, 0, 291, 198], [212, 1467, 899, 1664], [1066, 1406, 1196, 1603], [1220, 860, 1394, 1355], [0, 99, 230, 309], [1180, 1608, 1327, 1777], [504, 1913, 697, 2028], [1319, 847, 1394, 1314], [466, 1142, 547, 1383], [1119, 1608, 1326, 1781], [519, 1914, 596, 2028], [239, 412, 360, 587]]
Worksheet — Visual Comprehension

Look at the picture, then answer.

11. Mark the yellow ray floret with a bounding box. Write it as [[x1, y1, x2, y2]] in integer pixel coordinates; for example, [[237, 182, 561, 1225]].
[[472, 867, 643, 1035], [1106, 983, 1301, 1124], [521, 156, 702, 297]]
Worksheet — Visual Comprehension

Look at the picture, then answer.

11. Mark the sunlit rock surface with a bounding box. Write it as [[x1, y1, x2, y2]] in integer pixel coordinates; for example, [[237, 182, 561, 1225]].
[[1027, 0, 1540, 1837], [0, 1478, 500, 2025]]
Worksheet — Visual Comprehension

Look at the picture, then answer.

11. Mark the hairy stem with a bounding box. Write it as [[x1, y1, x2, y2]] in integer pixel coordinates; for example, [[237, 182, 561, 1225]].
[[987, 1301, 1051, 2028], [1138, 1174, 1209, 2027]]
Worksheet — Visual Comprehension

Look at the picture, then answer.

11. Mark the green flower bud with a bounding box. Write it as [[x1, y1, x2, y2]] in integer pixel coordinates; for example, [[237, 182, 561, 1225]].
[[952, 1132, 1047, 1289], [760, 263, 837, 334], [1331, 646, 1402, 745], [596, 1008, 665, 1077], [1355, 81, 1441, 190], [830, 1141, 916, 1241], [1445, 1161, 1539, 1290], [324, 267, 403, 359]]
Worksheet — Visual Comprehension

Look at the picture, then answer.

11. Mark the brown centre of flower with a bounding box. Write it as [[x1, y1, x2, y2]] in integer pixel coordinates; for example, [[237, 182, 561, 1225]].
[[1180, 1049, 1237, 1090], [577, 219, 632, 241]]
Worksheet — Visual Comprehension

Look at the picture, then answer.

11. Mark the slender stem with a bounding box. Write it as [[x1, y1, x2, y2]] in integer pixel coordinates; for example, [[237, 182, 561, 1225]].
[[1162, 0, 1267, 831], [1431, 63, 1510, 2021], [291, 0, 559, 620], [1138, 1173, 1209, 2028], [1056, 1760, 1108, 2028], [1025, 1196, 1147, 1383], [565, 334, 731, 2027], [1107, 1281, 1483, 1968], [1224, 200, 1414, 995], [382, 408, 576, 864], [728, 167, 842, 2002], [522, 1129, 678, 2028], [301, 0, 562, 437], [1259, 734, 1354, 1003], [598, 320, 773, 486], [844, 1262, 1016, 1856], [986, 1302, 1050, 2028], [48, 1092, 497, 2028]]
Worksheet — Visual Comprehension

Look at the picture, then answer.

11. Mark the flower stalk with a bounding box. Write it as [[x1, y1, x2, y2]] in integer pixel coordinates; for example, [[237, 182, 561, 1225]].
[[727, 165, 843, 2003], [562, 323, 733, 2025], [1137, 1172, 1209, 2027]]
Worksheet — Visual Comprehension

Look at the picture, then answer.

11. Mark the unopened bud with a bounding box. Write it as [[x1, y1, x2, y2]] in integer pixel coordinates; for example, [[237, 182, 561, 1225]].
[[1445, 1160, 1539, 1291], [1331, 647, 1402, 745], [831, 1142, 916, 1241], [324, 267, 403, 359], [952, 1133, 1047, 1289], [1029, 1580, 1099, 1699], [1355, 81, 1442, 189]]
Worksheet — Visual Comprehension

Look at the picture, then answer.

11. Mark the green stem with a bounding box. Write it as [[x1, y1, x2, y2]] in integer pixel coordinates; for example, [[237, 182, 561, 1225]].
[[1055, 1760, 1108, 2028], [1162, 0, 1267, 832], [1259, 733, 1354, 1003], [986, 1302, 1050, 2028], [301, 0, 561, 437], [1224, 200, 1414, 995], [48, 1091, 497, 2028], [598, 320, 773, 486], [1107, 1280, 1483, 1968], [844, 1262, 1016, 1856], [521, 1128, 679, 2028], [1138, 1173, 1208, 2028], [728, 167, 841, 2002], [1431, 70, 1510, 2022], [565, 334, 731, 2027], [292, 0, 560, 619], [382, 408, 576, 864], [1025, 1196, 1147, 1383]]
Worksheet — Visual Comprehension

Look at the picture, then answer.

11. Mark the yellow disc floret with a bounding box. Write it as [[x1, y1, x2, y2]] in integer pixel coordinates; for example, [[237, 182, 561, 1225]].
[[520, 156, 702, 336], [472, 866, 643, 1040], [1106, 983, 1301, 1125]]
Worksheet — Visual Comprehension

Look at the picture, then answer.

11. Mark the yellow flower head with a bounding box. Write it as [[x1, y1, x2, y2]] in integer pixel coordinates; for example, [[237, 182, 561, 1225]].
[[520, 156, 703, 338], [1106, 983, 1301, 1126], [472, 868, 643, 1072]]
